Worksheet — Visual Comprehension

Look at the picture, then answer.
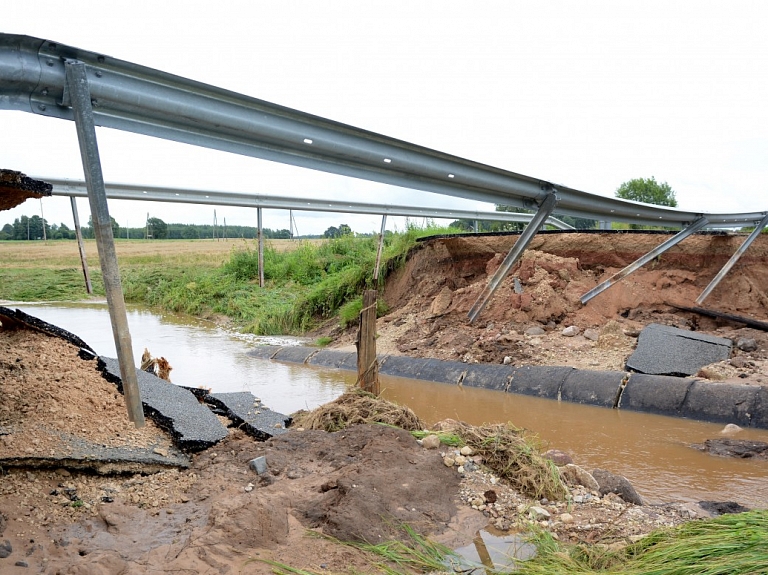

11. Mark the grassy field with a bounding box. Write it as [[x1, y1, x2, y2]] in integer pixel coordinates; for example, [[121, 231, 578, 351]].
[[0, 229, 430, 333], [0, 238, 320, 269]]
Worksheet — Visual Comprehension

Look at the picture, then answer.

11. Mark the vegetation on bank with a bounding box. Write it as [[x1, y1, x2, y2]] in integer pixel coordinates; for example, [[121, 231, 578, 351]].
[[0, 223, 458, 333]]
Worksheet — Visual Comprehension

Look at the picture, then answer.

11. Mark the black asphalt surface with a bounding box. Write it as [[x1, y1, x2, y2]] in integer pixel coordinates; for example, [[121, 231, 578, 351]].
[[99, 357, 228, 451], [206, 392, 291, 441], [626, 323, 732, 376]]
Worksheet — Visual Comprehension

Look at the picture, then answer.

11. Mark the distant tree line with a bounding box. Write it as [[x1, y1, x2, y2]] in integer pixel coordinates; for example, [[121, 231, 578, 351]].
[[0, 216, 322, 241]]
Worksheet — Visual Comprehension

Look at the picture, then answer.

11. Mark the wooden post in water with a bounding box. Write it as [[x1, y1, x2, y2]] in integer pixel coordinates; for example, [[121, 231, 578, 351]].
[[356, 289, 379, 395]]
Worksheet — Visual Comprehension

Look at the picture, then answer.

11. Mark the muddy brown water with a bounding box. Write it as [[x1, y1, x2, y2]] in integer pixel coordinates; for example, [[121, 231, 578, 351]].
[[8, 302, 768, 509]]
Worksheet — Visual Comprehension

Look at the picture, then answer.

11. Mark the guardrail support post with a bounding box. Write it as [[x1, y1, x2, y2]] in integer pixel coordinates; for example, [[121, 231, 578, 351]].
[[580, 216, 710, 304], [257, 207, 265, 288], [468, 191, 558, 323], [70, 196, 93, 294], [696, 213, 768, 304], [65, 59, 145, 427]]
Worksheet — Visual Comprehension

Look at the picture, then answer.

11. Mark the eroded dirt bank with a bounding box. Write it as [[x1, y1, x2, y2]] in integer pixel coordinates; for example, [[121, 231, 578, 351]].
[[326, 232, 768, 385]]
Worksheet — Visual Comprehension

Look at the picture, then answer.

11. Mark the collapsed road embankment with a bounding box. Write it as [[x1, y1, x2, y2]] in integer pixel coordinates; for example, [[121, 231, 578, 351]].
[[250, 345, 768, 429]]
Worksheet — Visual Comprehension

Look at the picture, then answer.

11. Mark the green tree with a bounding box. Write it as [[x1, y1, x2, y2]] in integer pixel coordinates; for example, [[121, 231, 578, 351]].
[[338, 224, 353, 236], [323, 226, 340, 238], [146, 217, 168, 239], [615, 177, 677, 207]]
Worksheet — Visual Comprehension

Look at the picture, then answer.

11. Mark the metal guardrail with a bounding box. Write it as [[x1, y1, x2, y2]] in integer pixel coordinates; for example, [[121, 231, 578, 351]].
[[1, 34, 766, 228], [42, 177, 575, 230]]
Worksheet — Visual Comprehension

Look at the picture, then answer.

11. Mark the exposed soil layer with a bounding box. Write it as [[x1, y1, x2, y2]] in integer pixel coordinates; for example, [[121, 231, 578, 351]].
[[324, 232, 768, 387]]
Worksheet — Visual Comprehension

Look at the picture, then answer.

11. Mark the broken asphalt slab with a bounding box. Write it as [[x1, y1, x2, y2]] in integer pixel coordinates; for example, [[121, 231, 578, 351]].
[[99, 357, 228, 452], [626, 323, 732, 376], [206, 392, 291, 441]]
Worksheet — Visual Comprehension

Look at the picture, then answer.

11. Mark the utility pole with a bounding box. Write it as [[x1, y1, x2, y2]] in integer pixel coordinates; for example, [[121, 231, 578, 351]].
[[40, 199, 47, 242]]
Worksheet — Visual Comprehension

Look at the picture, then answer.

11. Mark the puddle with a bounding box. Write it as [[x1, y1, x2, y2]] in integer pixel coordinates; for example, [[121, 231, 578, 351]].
[[451, 528, 536, 572]]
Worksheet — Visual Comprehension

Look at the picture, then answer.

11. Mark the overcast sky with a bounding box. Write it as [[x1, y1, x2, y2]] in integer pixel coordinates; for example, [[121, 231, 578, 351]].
[[3, 1, 767, 235]]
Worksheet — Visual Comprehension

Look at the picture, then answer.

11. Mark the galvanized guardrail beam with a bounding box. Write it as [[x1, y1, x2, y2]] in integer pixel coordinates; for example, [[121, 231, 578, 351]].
[[1, 34, 765, 229], [42, 177, 575, 230]]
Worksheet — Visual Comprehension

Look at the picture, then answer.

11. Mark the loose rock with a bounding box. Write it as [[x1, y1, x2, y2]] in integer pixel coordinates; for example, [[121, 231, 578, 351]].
[[562, 326, 580, 337], [592, 468, 643, 505], [421, 435, 441, 449]]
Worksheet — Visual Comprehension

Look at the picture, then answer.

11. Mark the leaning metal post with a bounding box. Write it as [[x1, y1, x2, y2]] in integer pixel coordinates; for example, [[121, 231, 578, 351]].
[[70, 196, 93, 294], [468, 191, 559, 323], [373, 214, 387, 282], [580, 216, 710, 304], [696, 213, 768, 304], [65, 60, 145, 427]]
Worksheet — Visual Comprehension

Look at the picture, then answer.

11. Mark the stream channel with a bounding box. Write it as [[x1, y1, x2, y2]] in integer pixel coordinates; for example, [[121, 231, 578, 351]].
[[9, 301, 768, 510]]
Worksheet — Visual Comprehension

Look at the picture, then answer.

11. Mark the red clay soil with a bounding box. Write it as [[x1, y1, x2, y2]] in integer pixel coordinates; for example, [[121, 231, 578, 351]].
[[323, 232, 767, 384]]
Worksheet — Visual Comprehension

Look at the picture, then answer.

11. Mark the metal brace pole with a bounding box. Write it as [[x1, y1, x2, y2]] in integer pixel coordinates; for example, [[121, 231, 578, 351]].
[[65, 60, 145, 427], [696, 213, 768, 304], [70, 196, 93, 294], [373, 214, 387, 282], [468, 191, 558, 323], [580, 216, 710, 304], [257, 207, 265, 288]]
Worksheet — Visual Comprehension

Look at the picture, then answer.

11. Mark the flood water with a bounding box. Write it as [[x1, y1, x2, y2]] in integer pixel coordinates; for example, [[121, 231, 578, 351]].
[[7, 301, 768, 508]]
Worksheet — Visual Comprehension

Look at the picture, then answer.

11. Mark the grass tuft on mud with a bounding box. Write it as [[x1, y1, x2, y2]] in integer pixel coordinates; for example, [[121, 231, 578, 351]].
[[517, 509, 768, 575], [292, 388, 425, 432]]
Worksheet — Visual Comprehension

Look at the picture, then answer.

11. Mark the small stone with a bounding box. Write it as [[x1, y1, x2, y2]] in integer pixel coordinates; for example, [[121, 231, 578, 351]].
[[244, 483, 254, 493], [443, 456, 455, 467], [529, 506, 551, 520], [0, 539, 12, 558], [559, 512, 574, 523], [460, 446, 474, 456], [421, 435, 441, 449], [471, 498, 484, 507], [573, 495, 584, 504], [562, 326, 580, 337], [248, 456, 268, 475], [543, 449, 573, 466], [721, 424, 743, 435], [503, 356, 512, 365], [525, 326, 546, 336], [152, 447, 168, 458], [583, 328, 600, 341], [15, 560, 28, 568], [729, 356, 749, 368], [54, 468, 71, 477], [736, 338, 758, 352], [457, 466, 465, 473], [454, 455, 467, 466]]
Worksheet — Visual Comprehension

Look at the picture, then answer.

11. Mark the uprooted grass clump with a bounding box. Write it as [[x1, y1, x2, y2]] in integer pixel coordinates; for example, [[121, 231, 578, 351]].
[[449, 420, 568, 502], [291, 388, 425, 432]]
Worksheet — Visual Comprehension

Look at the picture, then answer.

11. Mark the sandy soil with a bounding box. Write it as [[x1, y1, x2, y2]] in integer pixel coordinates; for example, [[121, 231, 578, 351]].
[[1, 231, 766, 573]]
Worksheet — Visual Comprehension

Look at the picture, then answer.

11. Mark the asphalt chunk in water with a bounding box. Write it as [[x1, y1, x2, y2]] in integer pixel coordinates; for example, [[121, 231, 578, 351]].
[[99, 357, 228, 452], [206, 392, 291, 441]]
